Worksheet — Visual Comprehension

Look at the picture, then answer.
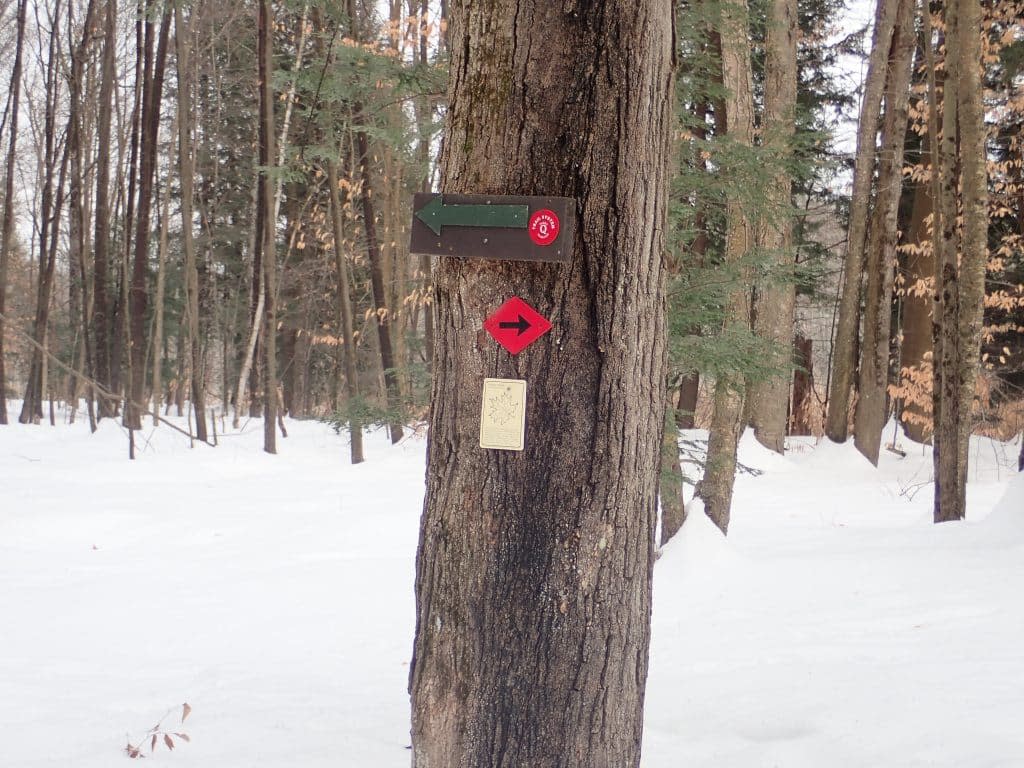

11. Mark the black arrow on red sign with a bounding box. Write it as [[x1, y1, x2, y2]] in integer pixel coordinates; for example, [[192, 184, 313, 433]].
[[498, 315, 531, 335]]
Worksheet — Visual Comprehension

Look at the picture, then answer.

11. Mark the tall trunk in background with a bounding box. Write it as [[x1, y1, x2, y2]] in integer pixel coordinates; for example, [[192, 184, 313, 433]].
[[931, 0, 987, 522], [931, 0, 961, 521], [347, 0, 403, 444], [258, 0, 278, 454], [152, 163, 171, 425], [126, 4, 171, 431], [676, 95, 720, 431], [327, 159, 364, 464], [790, 335, 815, 434], [0, 0, 28, 426], [747, 0, 798, 454], [174, 1, 208, 441], [698, 0, 756, 535], [659, 412, 687, 546], [67, 0, 99, 411], [413, 0, 434, 370], [356, 128, 404, 444], [853, 0, 915, 465], [20, 2, 68, 424], [898, 133, 935, 442], [825, 0, 898, 442], [92, 0, 118, 417], [953, 0, 988, 505], [409, 0, 673, 764]]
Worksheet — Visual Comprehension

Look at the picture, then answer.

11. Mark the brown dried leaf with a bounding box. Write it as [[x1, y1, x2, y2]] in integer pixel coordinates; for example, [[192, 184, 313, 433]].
[[151, 734, 157, 752], [174, 733, 191, 743], [182, 702, 192, 723], [164, 734, 175, 750]]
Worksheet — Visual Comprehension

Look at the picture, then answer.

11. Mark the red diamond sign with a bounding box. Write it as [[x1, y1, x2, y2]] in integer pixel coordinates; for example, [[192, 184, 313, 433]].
[[483, 297, 552, 355]]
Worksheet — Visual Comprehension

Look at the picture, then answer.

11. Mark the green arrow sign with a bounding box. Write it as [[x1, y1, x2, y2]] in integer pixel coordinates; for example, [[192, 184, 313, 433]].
[[415, 195, 529, 236]]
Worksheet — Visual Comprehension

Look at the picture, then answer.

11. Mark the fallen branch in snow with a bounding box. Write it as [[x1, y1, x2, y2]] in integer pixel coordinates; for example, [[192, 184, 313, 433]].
[[125, 703, 192, 759], [0, 310, 214, 448]]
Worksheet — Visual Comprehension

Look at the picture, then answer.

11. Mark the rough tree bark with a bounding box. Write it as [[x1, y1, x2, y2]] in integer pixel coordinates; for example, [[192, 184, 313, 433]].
[[698, 0, 756, 535], [747, 0, 798, 454], [825, 0, 898, 442], [0, 0, 28, 426], [852, 0, 915, 465], [409, 0, 673, 765]]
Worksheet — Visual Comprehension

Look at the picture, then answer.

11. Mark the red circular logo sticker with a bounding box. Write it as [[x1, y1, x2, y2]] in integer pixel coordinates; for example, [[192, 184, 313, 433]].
[[528, 209, 560, 246]]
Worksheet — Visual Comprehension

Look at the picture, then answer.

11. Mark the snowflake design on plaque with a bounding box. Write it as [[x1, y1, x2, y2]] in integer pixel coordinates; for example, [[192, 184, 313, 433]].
[[487, 386, 520, 426]]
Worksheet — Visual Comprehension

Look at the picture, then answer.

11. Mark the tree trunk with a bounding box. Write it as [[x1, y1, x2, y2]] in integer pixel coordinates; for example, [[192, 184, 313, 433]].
[[747, 0, 798, 454], [152, 163, 171, 426], [174, 1, 207, 441], [790, 335, 814, 435], [825, 0, 898, 442], [355, 127, 404, 443], [659, 415, 686, 546], [698, 0, 756, 535], [327, 159, 364, 464], [412, 0, 435, 372], [898, 133, 935, 442], [853, 0, 915, 465], [21, 3, 69, 424], [126, 3, 171, 431], [937, 0, 987, 521], [675, 374, 699, 428], [91, 0, 117, 418], [932, 0, 961, 521], [409, 0, 673, 765], [258, 0, 278, 454], [0, 0, 28, 426], [67, 0, 99, 414]]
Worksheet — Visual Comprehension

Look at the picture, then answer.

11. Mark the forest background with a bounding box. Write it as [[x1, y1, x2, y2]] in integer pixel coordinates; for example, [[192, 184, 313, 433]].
[[0, 0, 1021, 530]]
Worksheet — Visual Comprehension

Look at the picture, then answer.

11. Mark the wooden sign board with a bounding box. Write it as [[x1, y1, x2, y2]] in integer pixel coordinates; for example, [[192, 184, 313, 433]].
[[409, 193, 575, 264]]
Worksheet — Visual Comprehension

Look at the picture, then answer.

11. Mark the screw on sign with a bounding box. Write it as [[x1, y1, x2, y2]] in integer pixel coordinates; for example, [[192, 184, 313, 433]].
[[528, 209, 560, 246]]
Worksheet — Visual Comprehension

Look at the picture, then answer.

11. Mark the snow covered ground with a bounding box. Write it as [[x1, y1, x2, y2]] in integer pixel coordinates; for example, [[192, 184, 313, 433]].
[[1, 407, 1022, 767]]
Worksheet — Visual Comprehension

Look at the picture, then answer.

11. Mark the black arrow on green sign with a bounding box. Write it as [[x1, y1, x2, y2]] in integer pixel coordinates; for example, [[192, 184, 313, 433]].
[[415, 195, 529, 236]]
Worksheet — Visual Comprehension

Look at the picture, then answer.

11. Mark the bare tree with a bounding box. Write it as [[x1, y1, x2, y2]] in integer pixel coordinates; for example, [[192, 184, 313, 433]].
[[825, 0, 898, 442], [125, 1, 171, 432], [0, 0, 28, 426], [852, 0, 915, 464], [91, 0, 117, 417], [257, 0, 277, 454], [174, 0, 207, 440]]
